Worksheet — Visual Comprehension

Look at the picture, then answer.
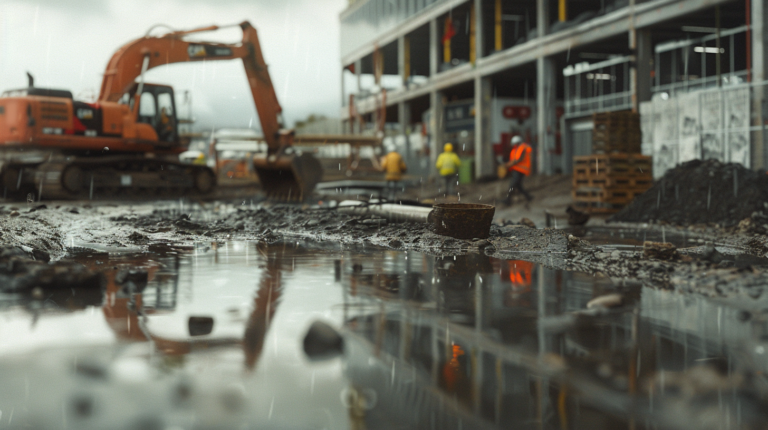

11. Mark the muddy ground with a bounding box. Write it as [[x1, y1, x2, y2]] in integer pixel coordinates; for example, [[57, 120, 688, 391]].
[[2, 198, 768, 313]]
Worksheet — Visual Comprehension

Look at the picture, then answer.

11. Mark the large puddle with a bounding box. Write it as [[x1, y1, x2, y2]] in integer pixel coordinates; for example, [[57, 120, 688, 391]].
[[0, 240, 766, 429]]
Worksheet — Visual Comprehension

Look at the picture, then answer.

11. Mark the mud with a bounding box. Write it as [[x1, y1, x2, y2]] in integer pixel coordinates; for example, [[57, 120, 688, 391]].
[[5, 198, 768, 312], [610, 159, 768, 227], [112, 203, 568, 257]]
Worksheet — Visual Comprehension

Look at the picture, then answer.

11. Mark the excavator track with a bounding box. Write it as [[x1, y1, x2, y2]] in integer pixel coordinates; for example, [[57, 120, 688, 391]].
[[2, 155, 216, 201]]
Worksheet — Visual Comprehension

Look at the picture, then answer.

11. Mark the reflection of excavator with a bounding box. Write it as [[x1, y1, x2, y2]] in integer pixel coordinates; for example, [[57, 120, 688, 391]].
[[101, 242, 286, 372], [0, 21, 321, 200]]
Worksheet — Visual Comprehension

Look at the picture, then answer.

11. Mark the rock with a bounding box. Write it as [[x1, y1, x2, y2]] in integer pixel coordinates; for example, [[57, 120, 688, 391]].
[[586, 293, 623, 309], [520, 218, 536, 228], [473, 239, 490, 249], [701, 243, 725, 264], [303, 320, 344, 360], [643, 241, 677, 260], [9, 211, 19, 217], [188, 316, 215, 336]]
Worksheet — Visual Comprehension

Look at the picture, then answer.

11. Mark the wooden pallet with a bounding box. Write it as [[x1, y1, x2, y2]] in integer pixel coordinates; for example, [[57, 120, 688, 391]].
[[571, 187, 647, 203], [573, 174, 653, 188], [573, 155, 651, 176], [593, 141, 641, 152]]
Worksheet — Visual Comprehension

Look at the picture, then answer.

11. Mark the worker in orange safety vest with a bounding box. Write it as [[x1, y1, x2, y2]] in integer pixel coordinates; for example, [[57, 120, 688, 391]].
[[504, 135, 533, 205]]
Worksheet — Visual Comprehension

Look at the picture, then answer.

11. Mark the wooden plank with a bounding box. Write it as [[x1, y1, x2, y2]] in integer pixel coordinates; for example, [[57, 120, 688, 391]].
[[572, 175, 653, 188]]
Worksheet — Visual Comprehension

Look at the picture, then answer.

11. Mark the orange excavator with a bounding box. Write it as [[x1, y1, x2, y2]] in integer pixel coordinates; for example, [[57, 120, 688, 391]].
[[0, 21, 321, 200]]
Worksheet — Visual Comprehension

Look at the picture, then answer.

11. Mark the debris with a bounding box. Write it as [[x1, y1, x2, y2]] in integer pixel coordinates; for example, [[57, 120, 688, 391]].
[[519, 218, 536, 228], [643, 241, 677, 260], [566, 206, 590, 226], [610, 159, 768, 227], [303, 320, 344, 360]]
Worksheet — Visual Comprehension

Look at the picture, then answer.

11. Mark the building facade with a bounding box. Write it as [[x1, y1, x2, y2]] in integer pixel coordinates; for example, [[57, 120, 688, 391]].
[[339, 0, 768, 179]]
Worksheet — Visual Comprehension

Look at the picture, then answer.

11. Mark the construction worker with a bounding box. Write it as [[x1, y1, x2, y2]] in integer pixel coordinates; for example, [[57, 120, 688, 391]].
[[505, 136, 533, 206], [380, 146, 407, 200], [436, 143, 461, 195]]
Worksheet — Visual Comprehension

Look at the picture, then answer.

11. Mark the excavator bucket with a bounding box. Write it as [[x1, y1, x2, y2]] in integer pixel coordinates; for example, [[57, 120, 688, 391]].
[[252, 153, 323, 200]]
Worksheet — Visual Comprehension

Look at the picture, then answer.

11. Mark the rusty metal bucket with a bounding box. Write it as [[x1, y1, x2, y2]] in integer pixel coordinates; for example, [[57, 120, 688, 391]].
[[428, 203, 495, 239], [253, 153, 323, 200]]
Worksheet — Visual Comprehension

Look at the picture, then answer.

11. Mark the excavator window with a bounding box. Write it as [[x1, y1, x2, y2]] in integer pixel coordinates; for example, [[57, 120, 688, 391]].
[[138, 92, 156, 120], [122, 83, 178, 144]]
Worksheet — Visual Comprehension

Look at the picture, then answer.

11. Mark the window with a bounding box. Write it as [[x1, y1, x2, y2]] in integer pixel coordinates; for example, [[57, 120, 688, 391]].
[[157, 92, 174, 116], [139, 92, 156, 117]]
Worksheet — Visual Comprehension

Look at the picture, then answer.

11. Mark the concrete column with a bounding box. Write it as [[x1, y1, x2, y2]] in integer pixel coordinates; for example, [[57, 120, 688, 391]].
[[474, 0, 484, 61], [752, 0, 767, 168], [430, 19, 438, 77], [537, 56, 556, 174], [355, 59, 362, 92], [536, 0, 550, 38], [430, 90, 444, 178], [631, 29, 652, 111], [474, 76, 493, 179], [399, 101, 412, 159], [398, 35, 406, 87], [353, 59, 362, 134]]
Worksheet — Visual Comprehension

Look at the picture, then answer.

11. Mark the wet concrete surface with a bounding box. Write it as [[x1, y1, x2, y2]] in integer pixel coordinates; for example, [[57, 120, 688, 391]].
[[2, 199, 768, 428]]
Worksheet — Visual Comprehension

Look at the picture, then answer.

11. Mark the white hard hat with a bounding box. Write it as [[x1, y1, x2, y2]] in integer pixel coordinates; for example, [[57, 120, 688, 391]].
[[511, 136, 523, 144]]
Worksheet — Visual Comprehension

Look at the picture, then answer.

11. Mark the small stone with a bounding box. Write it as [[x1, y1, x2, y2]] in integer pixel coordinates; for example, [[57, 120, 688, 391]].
[[303, 320, 344, 360], [9, 211, 19, 217], [610, 250, 621, 259], [520, 218, 536, 228], [474, 239, 490, 249], [31, 287, 44, 299]]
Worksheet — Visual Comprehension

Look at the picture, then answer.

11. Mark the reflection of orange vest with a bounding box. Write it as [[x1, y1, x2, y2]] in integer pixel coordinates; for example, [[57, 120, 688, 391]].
[[508, 260, 534, 288], [509, 143, 532, 176]]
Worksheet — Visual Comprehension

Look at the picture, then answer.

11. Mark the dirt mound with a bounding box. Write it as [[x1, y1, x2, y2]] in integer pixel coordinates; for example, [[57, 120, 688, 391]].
[[610, 159, 768, 227]]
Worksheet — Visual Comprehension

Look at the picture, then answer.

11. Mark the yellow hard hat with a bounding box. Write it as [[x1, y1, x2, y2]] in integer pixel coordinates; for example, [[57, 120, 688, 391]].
[[444, 143, 453, 152]]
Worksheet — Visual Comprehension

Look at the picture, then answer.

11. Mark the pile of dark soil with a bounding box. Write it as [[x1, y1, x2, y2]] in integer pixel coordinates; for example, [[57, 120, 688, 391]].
[[610, 159, 768, 227]]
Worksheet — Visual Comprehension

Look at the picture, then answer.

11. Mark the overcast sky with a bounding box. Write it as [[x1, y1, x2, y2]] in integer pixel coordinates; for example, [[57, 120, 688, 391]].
[[0, 0, 346, 130]]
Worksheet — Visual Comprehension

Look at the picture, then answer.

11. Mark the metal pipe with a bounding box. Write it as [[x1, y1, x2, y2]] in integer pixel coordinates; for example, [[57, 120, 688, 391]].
[[338, 201, 432, 223]]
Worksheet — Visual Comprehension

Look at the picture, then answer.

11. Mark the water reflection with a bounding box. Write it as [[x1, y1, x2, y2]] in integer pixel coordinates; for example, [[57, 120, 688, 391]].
[[0, 241, 765, 429]]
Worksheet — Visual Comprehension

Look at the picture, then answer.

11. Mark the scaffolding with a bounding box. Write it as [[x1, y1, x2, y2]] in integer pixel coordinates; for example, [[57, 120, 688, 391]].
[[653, 25, 749, 97], [563, 55, 633, 118]]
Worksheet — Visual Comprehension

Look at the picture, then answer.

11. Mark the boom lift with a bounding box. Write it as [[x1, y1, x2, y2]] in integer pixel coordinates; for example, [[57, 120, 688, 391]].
[[0, 21, 321, 200]]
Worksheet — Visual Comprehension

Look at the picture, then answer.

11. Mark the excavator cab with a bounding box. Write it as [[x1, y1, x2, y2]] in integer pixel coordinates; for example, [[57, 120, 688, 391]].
[[120, 83, 179, 145]]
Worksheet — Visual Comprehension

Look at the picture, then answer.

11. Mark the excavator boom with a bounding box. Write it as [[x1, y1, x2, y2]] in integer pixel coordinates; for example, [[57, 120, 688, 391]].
[[98, 21, 282, 151]]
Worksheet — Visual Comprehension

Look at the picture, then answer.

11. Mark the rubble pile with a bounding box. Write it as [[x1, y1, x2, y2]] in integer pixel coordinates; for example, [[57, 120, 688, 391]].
[[610, 159, 768, 227]]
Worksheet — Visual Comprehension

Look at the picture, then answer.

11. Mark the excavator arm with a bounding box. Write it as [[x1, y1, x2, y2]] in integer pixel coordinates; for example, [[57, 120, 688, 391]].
[[98, 21, 283, 152]]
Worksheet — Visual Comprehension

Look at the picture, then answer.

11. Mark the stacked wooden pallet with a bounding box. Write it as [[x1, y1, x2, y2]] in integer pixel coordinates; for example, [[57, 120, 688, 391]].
[[572, 153, 652, 213], [592, 111, 641, 153]]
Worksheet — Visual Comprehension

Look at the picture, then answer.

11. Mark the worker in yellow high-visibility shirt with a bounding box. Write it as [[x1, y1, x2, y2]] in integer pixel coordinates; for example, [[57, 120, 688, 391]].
[[380, 146, 407, 200], [436, 143, 461, 195]]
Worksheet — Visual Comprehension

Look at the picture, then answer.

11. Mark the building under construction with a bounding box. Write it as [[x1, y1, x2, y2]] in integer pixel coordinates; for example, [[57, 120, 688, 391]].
[[339, 0, 768, 181]]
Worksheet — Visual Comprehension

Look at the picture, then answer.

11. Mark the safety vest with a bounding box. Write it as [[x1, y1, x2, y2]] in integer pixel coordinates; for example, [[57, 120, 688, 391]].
[[509, 143, 532, 176], [381, 151, 406, 181], [436, 152, 461, 176]]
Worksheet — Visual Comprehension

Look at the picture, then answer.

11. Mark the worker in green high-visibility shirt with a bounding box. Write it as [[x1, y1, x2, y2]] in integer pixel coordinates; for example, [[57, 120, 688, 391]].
[[436, 143, 461, 195]]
